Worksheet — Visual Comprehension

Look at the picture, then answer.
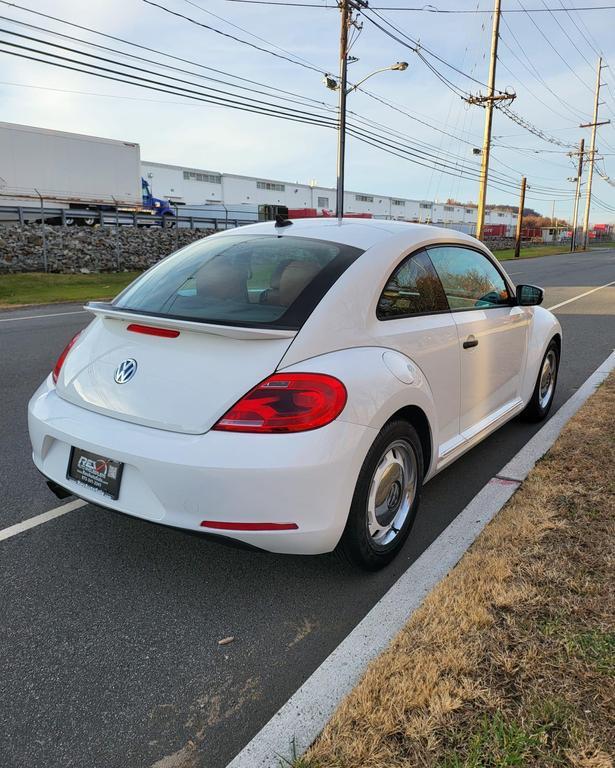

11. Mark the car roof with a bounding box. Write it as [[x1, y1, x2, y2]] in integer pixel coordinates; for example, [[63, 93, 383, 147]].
[[212, 217, 481, 251]]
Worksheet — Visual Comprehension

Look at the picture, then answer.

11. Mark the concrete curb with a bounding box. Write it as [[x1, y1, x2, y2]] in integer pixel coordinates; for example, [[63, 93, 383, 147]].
[[227, 349, 615, 768]]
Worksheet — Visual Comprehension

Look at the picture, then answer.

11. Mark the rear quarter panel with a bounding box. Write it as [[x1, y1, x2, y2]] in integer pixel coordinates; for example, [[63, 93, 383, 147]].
[[278, 347, 439, 478]]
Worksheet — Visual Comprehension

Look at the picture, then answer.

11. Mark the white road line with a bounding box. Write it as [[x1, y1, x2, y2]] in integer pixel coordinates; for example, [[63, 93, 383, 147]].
[[0, 309, 87, 323], [227, 349, 615, 768], [0, 499, 87, 543], [547, 279, 615, 311]]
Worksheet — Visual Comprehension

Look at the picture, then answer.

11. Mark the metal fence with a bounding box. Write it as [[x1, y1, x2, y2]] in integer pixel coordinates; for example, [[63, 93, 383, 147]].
[[0, 204, 257, 230]]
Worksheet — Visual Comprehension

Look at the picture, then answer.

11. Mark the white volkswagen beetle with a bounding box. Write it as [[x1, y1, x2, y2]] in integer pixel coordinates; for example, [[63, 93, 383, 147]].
[[28, 218, 561, 569]]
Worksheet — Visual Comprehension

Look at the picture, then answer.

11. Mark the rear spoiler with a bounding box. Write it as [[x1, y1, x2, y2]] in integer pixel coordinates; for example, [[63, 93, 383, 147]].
[[85, 303, 297, 341]]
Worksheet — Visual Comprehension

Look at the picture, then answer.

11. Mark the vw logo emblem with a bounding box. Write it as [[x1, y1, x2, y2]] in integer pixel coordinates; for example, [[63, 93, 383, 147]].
[[114, 358, 138, 384]]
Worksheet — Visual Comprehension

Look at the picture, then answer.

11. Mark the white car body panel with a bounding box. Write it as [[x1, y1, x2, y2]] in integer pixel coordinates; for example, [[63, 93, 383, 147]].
[[29, 377, 374, 553], [57, 316, 294, 434], [28, 219, 562, 555], [452, 305, 530, 433]]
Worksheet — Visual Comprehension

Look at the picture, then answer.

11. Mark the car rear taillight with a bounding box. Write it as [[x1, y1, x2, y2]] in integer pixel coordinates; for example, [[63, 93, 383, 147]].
[[213, 372, 347, 433], [52, 332, 81, 385]]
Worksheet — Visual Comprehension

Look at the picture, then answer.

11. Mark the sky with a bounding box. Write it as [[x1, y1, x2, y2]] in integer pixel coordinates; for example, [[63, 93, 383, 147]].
[[1, 0, 615, 222]]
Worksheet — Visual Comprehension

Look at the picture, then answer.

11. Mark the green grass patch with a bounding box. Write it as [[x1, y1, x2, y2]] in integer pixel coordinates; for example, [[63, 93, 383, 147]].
[[0, 271, 142, 307], [562, 630, 615, 675], [439, 701, 581, 768], [494, 245, 569, 261]]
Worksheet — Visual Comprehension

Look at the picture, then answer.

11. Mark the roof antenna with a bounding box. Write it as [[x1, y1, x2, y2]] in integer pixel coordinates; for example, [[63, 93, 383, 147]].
[[274, 214, 293, 228]]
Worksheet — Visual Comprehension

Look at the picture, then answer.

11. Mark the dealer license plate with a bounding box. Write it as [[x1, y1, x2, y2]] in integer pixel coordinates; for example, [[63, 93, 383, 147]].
[[67, 447, 123, 500]]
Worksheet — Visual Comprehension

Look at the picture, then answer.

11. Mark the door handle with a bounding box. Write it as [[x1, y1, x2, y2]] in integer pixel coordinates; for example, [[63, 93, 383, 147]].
[[463, 335, 479, 349]]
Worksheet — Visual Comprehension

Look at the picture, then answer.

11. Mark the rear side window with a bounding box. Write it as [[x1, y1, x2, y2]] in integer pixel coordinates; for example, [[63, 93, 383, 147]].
[[377, 249, 449, 319], [113, 234, 362, 329], [427, 245, 511, 309]]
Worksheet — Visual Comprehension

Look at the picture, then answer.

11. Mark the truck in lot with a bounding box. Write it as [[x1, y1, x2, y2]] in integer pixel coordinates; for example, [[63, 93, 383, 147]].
[[0, 122, 174, 225]]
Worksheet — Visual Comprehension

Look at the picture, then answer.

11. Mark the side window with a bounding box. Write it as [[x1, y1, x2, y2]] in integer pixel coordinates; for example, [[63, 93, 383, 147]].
[[377, 249, 449, 319], [427, 246, 511, 310]]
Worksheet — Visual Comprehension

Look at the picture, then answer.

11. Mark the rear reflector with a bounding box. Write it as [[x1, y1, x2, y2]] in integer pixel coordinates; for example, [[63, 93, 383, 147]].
[[127, 323, 180, 338], [200, 521, 298, 531]]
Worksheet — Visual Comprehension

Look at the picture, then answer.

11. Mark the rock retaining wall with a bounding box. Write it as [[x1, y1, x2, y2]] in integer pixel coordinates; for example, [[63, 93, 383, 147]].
[[0, 225, 549, 274], [0, 225, 211, 273]]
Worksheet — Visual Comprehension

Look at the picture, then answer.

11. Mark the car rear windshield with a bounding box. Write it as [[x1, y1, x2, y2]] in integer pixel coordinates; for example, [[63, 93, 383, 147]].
[[113, 234, 363, 330]]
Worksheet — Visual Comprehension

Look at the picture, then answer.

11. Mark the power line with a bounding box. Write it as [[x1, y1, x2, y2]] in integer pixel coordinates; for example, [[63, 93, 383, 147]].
[[0, 0, 330, 105], [180, 0, 321, 70], [141, 0, 326, 74], [497, 42, 581, 124], [359, 6, 501, 95], [499, 13, 587, 120], [0, 28, 336, 122], [516, 0, 594, 95], [497, 105, 577, 147], [226, 0, 615, 10], [0, 16, 333, 112], [0, 44, 338, 128]]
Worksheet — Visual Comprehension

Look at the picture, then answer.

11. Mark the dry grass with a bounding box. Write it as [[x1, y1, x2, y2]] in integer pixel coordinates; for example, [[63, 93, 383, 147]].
[[298, 375, 615, 768]]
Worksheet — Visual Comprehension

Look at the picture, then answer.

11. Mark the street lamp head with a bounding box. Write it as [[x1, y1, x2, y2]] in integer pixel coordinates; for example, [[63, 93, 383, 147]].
[[323, 73, 339, 91], [391, 61, 409, 71]]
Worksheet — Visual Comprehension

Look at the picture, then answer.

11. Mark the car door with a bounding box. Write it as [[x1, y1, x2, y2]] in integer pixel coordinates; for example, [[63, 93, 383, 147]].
[[375, 248, 462, 458], [427, 245, 530, 438]]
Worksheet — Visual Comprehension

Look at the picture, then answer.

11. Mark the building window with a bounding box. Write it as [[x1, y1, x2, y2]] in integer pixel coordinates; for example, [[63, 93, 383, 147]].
[[257, 181, 285, 191], [355, 194, 374, 202], [444, 205, 454, 212], [498, 212, 506, 218], [317, 196, 329, 208], [419, 202, 432, 209], [465, 208, 473, 214], [182, 171, 221, 184], [392, 199, 405, 207]]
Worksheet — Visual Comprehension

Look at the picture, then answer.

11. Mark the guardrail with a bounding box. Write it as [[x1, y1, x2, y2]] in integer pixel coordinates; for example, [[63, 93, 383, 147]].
[[0, 204, 256, 230]]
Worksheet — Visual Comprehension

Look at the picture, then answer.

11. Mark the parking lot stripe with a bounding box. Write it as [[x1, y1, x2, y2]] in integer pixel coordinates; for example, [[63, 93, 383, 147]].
[[547, 279, 615, 311], [0, 310, 88, 323], [0, 499, 87, 543]]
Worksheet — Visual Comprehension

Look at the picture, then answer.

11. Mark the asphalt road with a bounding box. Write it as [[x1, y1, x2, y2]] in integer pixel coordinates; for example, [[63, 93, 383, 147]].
[[1, 249, 614, 768]]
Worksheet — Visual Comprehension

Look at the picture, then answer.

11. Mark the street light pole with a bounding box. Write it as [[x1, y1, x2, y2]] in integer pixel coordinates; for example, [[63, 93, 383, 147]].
[[331, 1, 406, 219], [335, 0, 351, 219]]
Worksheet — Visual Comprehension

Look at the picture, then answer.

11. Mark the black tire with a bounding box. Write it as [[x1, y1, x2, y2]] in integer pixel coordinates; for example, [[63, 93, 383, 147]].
[[521, 339, 559, 422], [337, 420, 424, 571]]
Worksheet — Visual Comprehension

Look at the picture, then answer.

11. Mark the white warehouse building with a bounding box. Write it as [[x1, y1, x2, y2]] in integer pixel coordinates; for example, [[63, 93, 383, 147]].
[[141, 160, 517, 233]]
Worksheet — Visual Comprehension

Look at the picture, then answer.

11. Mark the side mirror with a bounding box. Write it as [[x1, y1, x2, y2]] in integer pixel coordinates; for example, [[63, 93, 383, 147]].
[[516, 284, 544, 306]]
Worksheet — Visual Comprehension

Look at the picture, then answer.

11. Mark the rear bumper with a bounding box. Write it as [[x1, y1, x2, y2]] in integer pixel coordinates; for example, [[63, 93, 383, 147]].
[[28, 378, 375, 554]]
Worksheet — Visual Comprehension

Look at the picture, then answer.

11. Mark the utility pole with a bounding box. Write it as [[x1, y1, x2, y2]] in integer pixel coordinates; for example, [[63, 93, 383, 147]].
[[514, 176, 526, 259], [570, 138, 584, 252], [581, 57, 610, 250], [335, 0, 351, 219], [475, 0, 504, 241]]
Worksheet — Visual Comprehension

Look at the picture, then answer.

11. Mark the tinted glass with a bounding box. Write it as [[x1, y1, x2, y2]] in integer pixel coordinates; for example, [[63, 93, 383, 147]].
[[377, 250, 448, 318], [427, 246, 511, 310], [114, 235, 362, 329]]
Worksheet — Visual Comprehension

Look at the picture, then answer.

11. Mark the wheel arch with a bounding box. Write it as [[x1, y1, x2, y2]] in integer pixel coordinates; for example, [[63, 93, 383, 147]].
[[384, 404, 433, 477], [551, 331, 562, 355]]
